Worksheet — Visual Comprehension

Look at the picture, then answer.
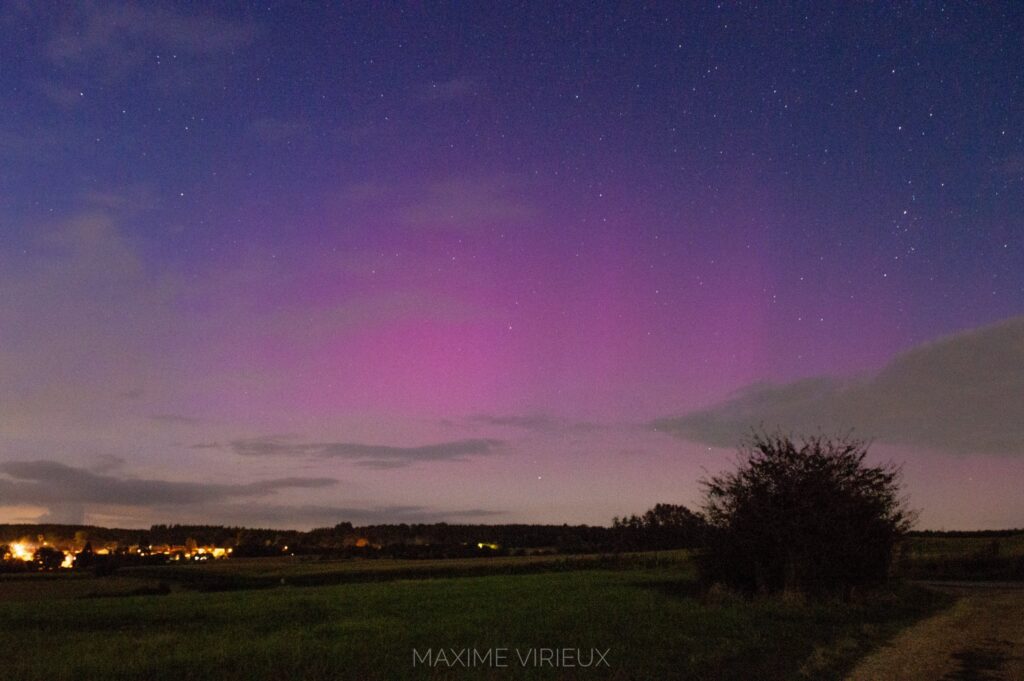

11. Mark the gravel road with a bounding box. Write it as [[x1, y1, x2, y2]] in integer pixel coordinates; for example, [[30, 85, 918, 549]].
[[845, 582, 1024, 681]]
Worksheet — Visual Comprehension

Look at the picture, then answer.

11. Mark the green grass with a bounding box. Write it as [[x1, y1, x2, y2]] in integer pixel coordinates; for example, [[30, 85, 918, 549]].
[[0, 552, 683, 600], [902, 534, 1024, 561], [0, 553, 947, 681], [899, 534, 1024, 581], [119, 551, 687, 591]]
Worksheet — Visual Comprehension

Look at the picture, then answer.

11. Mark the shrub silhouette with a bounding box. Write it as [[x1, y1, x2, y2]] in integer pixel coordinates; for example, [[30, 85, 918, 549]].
[[699, 431, 912, 596], [33, 545, 65, 571], [612, 503, 707, 550]]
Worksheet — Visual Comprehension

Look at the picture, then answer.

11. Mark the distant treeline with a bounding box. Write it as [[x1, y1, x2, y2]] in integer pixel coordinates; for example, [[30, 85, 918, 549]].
[[907, 529, 1024, 538], [0, 505, 708, 558], [0, 523, 610, 554], [5, 520, 1020, 557]]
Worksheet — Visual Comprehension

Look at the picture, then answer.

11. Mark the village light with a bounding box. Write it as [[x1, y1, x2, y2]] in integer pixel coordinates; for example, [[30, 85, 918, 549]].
[[9, 542, 34, 561]]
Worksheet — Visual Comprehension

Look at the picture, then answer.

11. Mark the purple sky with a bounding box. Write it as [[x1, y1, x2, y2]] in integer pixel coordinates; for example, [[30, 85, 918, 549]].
[[1, 3, 1022, 529]]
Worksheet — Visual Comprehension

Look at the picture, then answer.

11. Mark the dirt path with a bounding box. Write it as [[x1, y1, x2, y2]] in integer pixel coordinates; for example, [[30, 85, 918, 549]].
[[845, 582, 1024, 681]]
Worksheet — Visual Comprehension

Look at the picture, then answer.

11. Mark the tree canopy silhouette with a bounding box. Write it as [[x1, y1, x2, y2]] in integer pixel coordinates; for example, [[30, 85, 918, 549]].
[[612, 503, 706, 550], [699, 430, 913, 596]]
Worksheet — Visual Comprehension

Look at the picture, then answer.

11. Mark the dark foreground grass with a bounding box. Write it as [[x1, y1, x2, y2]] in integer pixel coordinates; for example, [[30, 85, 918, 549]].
[[120, 551, 686, 592], [0, 559, 947, 681]]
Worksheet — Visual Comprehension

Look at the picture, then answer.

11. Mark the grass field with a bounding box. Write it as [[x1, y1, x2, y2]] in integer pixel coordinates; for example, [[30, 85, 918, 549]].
[[0, 552, 948, 681], [902, 534, 1024, 560], [899, 533, 1024, 581]]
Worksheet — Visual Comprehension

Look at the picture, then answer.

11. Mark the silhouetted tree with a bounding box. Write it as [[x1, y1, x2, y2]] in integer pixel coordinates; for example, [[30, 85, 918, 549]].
[[612, 504, 706, 550], [74, 541, 95, 569], [699, 431, 913, 597], [34, 546, 64, 570]]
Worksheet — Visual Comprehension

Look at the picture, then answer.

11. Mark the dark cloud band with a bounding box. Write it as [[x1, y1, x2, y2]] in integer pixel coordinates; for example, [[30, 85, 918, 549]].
[[212, 436, 503, 468], [653, 316, 1024, 455], [0, 460, 336, 506]]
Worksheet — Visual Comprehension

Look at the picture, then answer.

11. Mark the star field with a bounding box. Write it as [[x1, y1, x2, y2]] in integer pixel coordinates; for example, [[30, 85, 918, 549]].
[[0, 3, 1022, 529]]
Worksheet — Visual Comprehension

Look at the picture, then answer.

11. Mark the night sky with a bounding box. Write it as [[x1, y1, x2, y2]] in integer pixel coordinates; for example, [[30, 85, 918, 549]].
[[1, 3, 1022, 530]]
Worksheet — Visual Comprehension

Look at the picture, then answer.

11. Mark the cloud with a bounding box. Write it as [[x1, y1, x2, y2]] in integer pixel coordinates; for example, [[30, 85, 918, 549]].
[[466, 414, 601, 433], [45, 3, 256, 66], [214, 436, 503, 468], [339, 177, 535, 232], [652, 315, 1024, 455], [0, 460, 498, 528], [268, 290, 486, 340], [38, 503, 87, 525], [149, 414, 208, 426], [399, 178, 534, 230], [0, 208, 154, 431], [0, 460, 337, 506], [41, 211, 143, 280], [81, 186, 160, 213], [184, 503, 505, 528], [91, 454, 126, 474]]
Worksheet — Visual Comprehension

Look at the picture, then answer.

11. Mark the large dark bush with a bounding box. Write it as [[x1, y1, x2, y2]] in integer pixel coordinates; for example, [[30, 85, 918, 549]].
[[699, 431, 913, 596]]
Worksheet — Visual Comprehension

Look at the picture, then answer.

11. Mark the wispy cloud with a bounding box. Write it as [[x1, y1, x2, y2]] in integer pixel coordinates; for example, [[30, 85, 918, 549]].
[[653, 315, 1024, 455], [186, 503, 505, 527], [81, 186, 160, 213], [91, 454, 126, 474], [30, 3, 257, 101], [207, 436, 503, 468], [41, 210, 144, 280], [466, 414, 601, 433], [45, 3, 256, 65], [0, 459, 499, 528], [0, 460, 337, 506], [149, 414, 208, 426], [338, 176, 535, 233], [399, 178, 534, 231]]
